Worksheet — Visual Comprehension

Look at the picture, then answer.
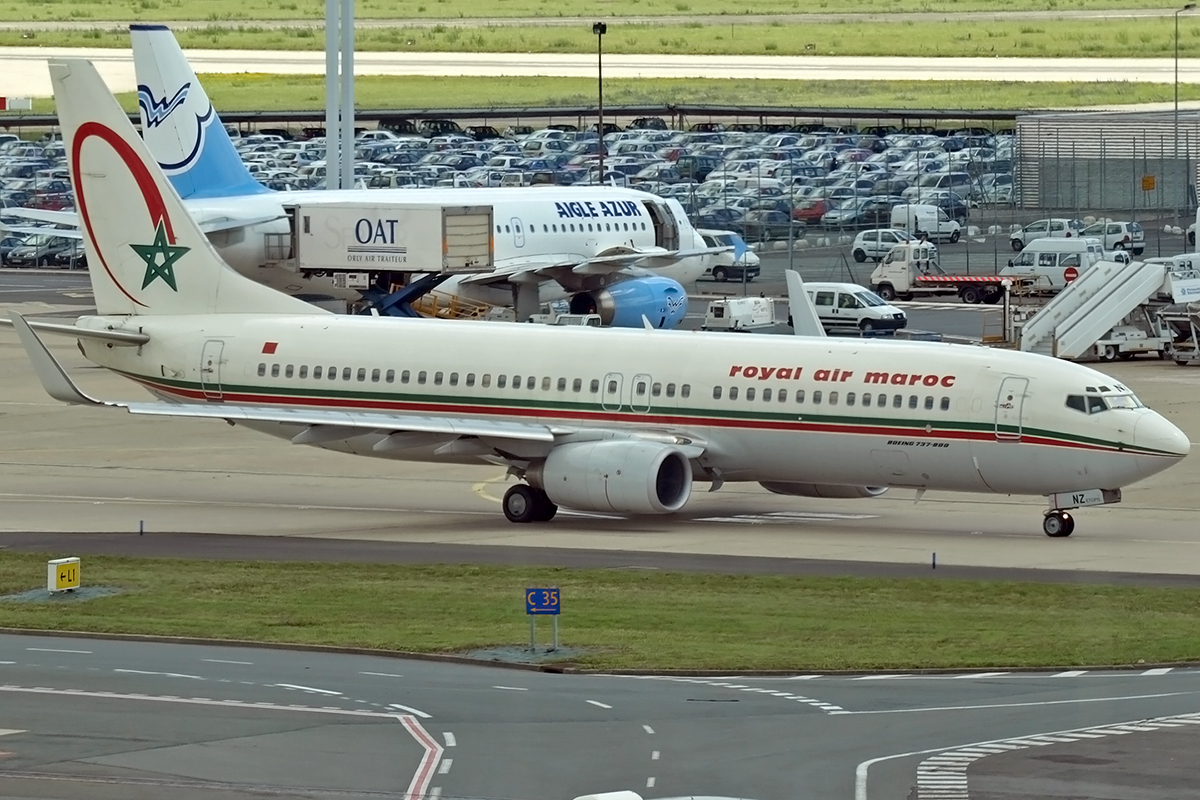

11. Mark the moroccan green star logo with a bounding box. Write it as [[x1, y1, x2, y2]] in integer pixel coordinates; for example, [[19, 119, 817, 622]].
[[130, 220, 189, 292]]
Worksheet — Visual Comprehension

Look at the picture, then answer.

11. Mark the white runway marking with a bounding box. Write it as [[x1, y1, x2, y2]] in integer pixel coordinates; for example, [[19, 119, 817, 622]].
[[389, 703, 432, 719], [361, 671, 404, 678], [0, 729, 25, 736], [587, 700, 613, 709], [698, 511, 877, 523], [274, 683, 342, 696], [202, 659, 253, 665], [1142, 667, 1174, 676], [443, 732, 456, 747], [114, 669, 204, 680], [26, 648, 90, 654], [1053, 670, 1089, 677], [829, 689, 1194, 716], [493, 685, 528, 691], [643, 725, 655, 734], [652, 750, 660, 760], [437, 758, 453, 774], [646, 777, 656, 788]]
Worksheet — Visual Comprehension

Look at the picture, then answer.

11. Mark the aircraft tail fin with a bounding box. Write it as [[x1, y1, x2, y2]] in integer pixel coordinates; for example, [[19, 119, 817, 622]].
[[130, 24, 269, 199], [785, 269, 826, 337], [51, 58, 320, 317]]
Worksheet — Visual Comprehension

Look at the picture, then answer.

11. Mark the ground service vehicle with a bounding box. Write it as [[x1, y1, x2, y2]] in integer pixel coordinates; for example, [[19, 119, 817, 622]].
[[889, 204, 961, 243], [804, 282, 907, 334], [870, 240, 1012, 304]]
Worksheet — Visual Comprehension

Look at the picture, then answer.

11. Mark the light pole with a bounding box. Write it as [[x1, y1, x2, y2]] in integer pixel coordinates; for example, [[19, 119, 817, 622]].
[[1177, 3, 1196, 242], [593, 22, 607, 185]]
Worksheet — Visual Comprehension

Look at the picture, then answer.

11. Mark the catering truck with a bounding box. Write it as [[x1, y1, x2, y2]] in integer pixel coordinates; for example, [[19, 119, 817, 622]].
[[284, 201, 495, 274]]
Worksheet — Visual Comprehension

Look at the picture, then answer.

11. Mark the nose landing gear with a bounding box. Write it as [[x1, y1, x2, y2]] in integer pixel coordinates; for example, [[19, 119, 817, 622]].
[[1042, 510, 1075, 537]]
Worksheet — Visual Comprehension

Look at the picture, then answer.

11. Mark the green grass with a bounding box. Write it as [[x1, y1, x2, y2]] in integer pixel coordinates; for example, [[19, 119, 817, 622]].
[[2, 553, 1199, 670], [4, 17, 1200, 59], [10, 74, 1197, 117], [0, 0, 1173, 23]]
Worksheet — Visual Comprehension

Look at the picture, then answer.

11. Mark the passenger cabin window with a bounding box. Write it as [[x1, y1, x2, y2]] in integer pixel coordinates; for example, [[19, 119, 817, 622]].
[[846, 392, 855, 406], [713, 386, 722, 400], [528, 376, 536, 390], [401, 370, 410, 384], [778, 389, 787, 403], [924, 396, 934, 410], [652, 383, 662, 397], [299, 366, 308, 379], [371, 368, 380, 383], [449, 372, 459, 386], [465, 373, 475, 387], [497, 375, 508, 389], [357, 368, 366, 382], [729, 387, 739, 400], [746, 388, 756, 401], [257, 363, 266, 377], [940, 396, 950, 411], [314, 366, 324, 379], [861, 393, 870, 407], [681, 385, 690, 398], [386, 369, 395, 383], [434, 371, 443, 385], [572, 378, 582, 392], [607, 380, 618, 395], [271, 364, 280, 377], [417, 371, 427, 384], [795, 390, 805, 404], [666, 383, 676, 398], [893, 394, 902, 408], [481, 374, 491, 388], [557, 378, 567, 391], [812, 390, 822, 405], [590, 380, 600, 393], [342, 367, 351, 381], [762, 388, 772, 402]]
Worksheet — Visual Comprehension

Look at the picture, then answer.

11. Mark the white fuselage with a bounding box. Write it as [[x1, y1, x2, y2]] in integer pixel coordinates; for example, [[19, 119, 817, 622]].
[[78, 313, 1187, 497], [186, 186, 708, 305]]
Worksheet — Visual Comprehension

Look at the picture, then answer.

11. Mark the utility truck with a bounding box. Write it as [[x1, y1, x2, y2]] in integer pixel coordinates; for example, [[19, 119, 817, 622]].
[[869, 240, 1019, 304]]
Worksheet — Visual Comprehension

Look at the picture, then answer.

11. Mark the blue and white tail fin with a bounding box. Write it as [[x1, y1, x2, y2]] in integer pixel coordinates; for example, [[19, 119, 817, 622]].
[[51, 59, 319, 317], [130, 24, 269, 200]]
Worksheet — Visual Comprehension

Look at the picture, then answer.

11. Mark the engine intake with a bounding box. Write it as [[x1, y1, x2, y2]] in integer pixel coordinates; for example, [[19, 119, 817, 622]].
[[529, 441, 693, 514], [759, 482, 888, 499]]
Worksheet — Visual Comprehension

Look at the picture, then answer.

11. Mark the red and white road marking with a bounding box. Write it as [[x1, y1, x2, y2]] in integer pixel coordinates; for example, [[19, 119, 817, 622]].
[[397, 714, 445, 800]]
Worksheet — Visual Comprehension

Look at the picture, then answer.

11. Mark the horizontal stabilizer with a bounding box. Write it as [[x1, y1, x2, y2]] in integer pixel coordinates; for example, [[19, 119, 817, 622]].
[[8, 313, 107, 405], [0, 316, 150, 345]]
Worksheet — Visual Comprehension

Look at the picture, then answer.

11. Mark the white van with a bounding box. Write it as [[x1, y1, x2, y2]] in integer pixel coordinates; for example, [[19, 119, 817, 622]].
[[889, 203, 961, 243], [803, 282, 908, 334], [999, 236, 1112, 290]]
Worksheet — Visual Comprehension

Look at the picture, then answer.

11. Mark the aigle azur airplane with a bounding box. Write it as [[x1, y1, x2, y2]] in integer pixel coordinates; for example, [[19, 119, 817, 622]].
[[7, 25, 719, 329], [10, 59, 1190, 536]]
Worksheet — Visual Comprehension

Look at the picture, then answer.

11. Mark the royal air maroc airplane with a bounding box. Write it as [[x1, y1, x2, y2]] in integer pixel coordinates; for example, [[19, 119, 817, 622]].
[[10, 59, 1190, 537], [4, 27, 715, 329]]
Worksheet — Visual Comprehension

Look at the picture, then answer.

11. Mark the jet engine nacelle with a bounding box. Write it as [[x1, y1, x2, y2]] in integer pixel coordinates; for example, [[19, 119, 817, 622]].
[[569, 275, 688, 329], [759, 482, 888, 499], [528, 440, 693, 514]]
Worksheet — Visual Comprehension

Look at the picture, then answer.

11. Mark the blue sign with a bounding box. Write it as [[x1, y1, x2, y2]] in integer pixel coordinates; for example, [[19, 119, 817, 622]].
[[526, 587, 561, 615]]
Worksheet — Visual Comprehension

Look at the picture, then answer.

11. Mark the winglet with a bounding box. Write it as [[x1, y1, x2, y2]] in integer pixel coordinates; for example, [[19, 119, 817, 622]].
[[784, 270, 826, 338], [9, 313, 105, 406]]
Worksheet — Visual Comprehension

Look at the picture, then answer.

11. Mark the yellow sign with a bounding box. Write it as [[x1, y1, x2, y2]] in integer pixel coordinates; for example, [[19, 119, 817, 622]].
[[1142, 175, 1156, 191], [47, 557, 80, 592]]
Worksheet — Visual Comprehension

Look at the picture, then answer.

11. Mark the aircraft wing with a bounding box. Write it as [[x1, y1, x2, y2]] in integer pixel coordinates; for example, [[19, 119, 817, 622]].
[[460, 244, 728, 287], [1, 209, 279, 237]]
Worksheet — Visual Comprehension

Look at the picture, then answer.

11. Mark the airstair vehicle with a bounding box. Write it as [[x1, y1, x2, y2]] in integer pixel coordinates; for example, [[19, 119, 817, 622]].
[[1018, 258, 1200, 361]]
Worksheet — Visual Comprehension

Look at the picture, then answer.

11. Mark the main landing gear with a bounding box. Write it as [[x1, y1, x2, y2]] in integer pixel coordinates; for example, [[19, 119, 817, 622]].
[[503, 484, 558, 523], [1042, 510, 1075, 538]]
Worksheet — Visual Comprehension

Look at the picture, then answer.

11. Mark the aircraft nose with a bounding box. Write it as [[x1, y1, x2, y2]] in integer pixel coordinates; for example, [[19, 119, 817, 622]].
[[1134, 412, 1191, 459]]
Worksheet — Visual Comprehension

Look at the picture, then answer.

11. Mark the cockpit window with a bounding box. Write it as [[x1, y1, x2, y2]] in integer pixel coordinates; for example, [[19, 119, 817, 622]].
[[1106, 394, 1141, 409], [1065, 395, 1087, 413], [1087, 396, 1108, 414]]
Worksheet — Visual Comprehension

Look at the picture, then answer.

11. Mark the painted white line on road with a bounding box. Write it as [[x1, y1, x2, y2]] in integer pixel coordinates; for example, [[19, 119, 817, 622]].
[[361, 671, 404, 678], [0, 662, 14, 665], [274, 683, 342, 696], [397, 714, 445, 800], [430, 788, 442, 800], [203, 659, 253, 665], [645, 777, 656, 788], [443, 731, 456, 747], [389, 703, 432, 719], [26, 648, 90, 654], [0, 729, 26, 736], [1142, 667, 1174, 676], [830, 689, 1194, 716], [114, 669, 204, 680], [643, 725, 655, 734], [786, 675, 822, 680], [1052, 670, 1088, 677], [587, 700, 613, 709], [493, 685, 528, 691], [951, 672, 1009, 679], [0, 683, 395, 718], [438, 758, 453, 775], [853, 674, 909, 680], [652, 750, 660, 760]]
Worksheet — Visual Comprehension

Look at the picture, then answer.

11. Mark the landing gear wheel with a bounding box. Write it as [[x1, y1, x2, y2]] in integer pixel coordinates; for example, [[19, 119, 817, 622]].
[[532, 490, 558, 522], [503, 484, 540, 523], [1042, 511, 1074, 538]]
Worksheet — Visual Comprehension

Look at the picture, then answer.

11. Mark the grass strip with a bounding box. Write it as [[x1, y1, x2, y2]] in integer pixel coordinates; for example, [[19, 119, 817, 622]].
[[11, 75, 1200, 116], [0, 0, 1175, 23], [2, 553, 1198, 670], [5, 17, 1200, 59]]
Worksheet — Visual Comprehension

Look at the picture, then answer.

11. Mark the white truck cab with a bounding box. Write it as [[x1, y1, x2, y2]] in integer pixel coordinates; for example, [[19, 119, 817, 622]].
[[804, 282, 907, 334]]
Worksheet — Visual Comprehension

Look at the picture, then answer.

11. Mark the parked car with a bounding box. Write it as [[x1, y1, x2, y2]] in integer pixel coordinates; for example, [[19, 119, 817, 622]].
[[1010, 218, 1084, 251], [52, 238, 87, 269], [0, 233, 27, 265], [820, 196, 900, 230], [3, 234, 75, 267], [697, 229, 760, 282], [851, 228, 915, 263], [740, 210, 800, 242], [1080, 220, 1145, 255]]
